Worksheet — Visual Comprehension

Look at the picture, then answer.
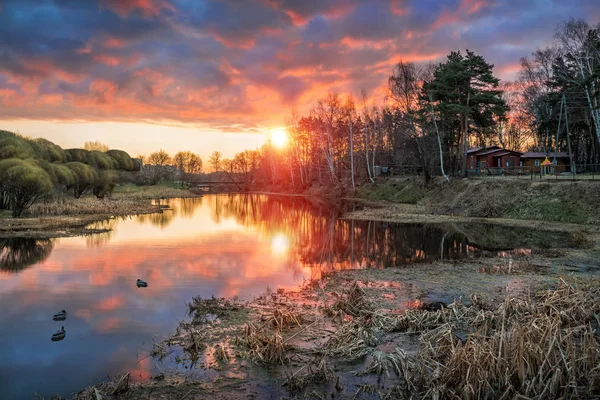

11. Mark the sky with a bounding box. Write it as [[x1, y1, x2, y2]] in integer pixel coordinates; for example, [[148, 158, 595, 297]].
[[1, 0, 599, 161]]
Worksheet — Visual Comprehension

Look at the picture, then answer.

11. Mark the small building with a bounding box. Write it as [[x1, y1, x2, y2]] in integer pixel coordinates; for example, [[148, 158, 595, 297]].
[[467, 146, 522, 173], [520, 152, 570, 174]]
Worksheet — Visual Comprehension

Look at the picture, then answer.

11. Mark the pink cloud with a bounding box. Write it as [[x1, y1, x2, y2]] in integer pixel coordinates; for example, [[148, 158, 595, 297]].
[[93, 54, 120, 66], [101, 0, 176, 18]]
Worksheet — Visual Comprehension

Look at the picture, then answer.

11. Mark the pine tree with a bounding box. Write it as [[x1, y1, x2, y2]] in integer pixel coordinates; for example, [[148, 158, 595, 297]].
[[424, 50, 508, 175]]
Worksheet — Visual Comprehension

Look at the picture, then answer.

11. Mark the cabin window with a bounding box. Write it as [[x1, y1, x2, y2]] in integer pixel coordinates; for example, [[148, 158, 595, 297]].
[[519, 161, 523, 167], [534, 159, 540, 167], [497, 159, 501, 167]]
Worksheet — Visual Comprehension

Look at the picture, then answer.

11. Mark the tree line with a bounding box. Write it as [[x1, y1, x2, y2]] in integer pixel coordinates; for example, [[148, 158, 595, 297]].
[[214, 17, 600, 191], [137, 150, 203, 186], [0, 130, 139, 217]]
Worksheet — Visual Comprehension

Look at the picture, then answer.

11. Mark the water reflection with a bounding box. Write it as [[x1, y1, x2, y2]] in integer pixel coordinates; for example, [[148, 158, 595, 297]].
[[0, 194, 559, 400], [0, 238, 54, 272]]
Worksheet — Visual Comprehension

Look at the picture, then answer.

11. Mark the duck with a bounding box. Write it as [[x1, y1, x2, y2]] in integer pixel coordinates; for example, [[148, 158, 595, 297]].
[[51, 326, 66, 342], [53, 309, 67, 321], [136, 279, 148, 288]]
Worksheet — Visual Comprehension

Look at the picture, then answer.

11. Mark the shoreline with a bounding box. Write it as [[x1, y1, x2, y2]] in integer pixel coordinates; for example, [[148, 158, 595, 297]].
[[74, 250, 600, 399], [0, 185, 200, 239]]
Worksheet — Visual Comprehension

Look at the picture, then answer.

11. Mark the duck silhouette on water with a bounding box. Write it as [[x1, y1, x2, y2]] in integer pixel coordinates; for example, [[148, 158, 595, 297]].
[[136, 279, 148, 288], [53, 309, 67, 321], [51, 326, 66, 342]]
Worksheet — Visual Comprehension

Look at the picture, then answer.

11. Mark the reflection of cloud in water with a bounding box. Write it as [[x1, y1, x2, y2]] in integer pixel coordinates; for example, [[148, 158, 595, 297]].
[[0, 194, 546, 400]]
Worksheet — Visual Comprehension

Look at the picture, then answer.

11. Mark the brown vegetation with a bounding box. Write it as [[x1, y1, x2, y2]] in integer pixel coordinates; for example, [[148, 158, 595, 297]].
[[76, 255, 600, 399]]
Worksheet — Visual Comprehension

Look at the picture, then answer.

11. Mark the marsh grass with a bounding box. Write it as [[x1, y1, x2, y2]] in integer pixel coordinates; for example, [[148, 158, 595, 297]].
[[283, 357, 335, 394], [21, 184, 196, 217], [24, 197, 160, 217], [144, 275, 600, 399]]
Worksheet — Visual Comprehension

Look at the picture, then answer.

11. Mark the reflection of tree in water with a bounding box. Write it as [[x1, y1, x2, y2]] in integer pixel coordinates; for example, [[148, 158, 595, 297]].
[[179, 197, 202, 218], [136, 210, 176, 228], [0, 238, 54, 272], [209, 195, 487, 278], [136, 198, 203, 228], [85, 230, 114, 248]]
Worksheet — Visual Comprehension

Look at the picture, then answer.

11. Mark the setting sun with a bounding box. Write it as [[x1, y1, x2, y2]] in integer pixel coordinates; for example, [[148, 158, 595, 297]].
[[271, 233, 290, 256], [269, 128, 288, 149]]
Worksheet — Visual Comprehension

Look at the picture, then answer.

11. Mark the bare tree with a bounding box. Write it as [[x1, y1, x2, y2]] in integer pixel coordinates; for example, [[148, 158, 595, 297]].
[[83, 141, 109, 152]]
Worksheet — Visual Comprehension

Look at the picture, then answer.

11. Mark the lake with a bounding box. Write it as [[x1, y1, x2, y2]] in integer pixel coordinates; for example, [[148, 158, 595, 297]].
[[0, 194, 564, 399]]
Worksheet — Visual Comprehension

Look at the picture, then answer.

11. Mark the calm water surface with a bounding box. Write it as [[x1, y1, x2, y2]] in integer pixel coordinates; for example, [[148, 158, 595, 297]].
[[0, 194, 560, 399]]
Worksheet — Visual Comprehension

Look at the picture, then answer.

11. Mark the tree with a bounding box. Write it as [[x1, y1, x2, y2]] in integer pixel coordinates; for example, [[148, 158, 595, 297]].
[[87, 151, 118, 170], [0, 130, 35, 159], [65, 162, 97, 198], [0, 159, 53, 217], [173, 151, 202, 185], [343, 95, 357, 192], [209, 151, 222, 172], [106, 149, 137, 171], [83, 141, 109, 152], [424, 50, 508, 175], [146, 150, 172, 184], [93, 170, 117, 199], [32, 138, 67, 163]]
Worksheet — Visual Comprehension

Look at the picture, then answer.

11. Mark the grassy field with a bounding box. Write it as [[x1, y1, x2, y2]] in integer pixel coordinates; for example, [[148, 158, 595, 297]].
[[357, 177, 600, 225]]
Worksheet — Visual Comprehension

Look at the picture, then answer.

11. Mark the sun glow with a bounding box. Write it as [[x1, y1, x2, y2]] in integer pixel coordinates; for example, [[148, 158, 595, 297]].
[[271, 233, 290, 256], [269, 127, 288, 149]]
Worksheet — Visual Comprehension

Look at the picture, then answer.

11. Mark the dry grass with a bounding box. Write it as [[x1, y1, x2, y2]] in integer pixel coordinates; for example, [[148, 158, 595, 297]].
[[240, 322, 290, 364], [24, 197, 161, 217], [20, 185, 196, 218], [283, 357, 335, 394], [73, 373, 130, 399], [386, 278, 600, 398], [113, 184, 197, 200], [139, 273, 600, 399], [568, 231, 595, 249]]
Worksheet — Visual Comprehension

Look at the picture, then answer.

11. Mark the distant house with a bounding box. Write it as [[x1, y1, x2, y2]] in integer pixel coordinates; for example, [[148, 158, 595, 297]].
[[521, 152, 570, 173], [467, 146, 522, 171]]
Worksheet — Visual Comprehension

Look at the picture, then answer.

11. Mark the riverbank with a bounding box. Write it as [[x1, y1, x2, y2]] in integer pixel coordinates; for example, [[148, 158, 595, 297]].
[[356, 176, 600, 225], [73, 247, 600, 399], [0, 185, 198, 238]]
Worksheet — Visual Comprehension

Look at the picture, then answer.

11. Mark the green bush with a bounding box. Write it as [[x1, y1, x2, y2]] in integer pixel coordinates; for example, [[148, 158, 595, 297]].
[[65, 162, 98, 198], [65, 148, 90, 163], [93, 170, 117, 199], [0, 158, 53, 217], [107, 149, 138, 171], [88, 151, 118, 170], [31, 138, 67, 163], [0, 130, 36, 159]]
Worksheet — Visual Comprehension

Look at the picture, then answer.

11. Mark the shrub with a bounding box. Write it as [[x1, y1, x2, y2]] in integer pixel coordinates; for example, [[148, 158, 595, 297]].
[[0, 130, 35, 159], [106, 149, 137, 171], [65, 162, 98, 198], [0, 158, 53, 217]]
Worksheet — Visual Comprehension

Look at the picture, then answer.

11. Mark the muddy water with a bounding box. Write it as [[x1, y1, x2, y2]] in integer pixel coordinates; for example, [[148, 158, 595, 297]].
[[0, 194, 565, 399]]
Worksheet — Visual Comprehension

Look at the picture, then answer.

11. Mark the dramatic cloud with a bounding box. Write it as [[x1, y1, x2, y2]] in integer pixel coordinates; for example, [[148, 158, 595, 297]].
[[0, 0, 598, 132]]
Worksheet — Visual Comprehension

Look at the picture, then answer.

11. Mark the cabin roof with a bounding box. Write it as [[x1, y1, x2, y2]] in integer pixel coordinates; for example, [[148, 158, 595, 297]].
[[521, 152, 569, 159], [492, 151, 521, 157], [477, 148, 505, 156]]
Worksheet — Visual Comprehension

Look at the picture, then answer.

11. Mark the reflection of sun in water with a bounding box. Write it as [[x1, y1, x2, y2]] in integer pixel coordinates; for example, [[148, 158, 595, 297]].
[[271, 233, 290, 256], [270, 127, 288, 149]]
